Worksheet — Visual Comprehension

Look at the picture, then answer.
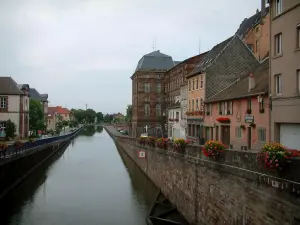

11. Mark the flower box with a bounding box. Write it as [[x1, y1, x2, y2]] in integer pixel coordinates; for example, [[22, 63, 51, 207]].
[[202, 140, 226, 159]]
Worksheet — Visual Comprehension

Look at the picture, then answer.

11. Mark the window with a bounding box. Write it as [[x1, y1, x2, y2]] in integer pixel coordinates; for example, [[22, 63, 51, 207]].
[[275, 0, 282, 16], [144, 96, 150, 102], [297, 70, 300, 93], [297, 24, 300, 48], [144, 104, 150, 116], [157, 74, 161, 79], [247, 44, 254, 52], [192, 99, 194, 111], [256, 27, 259, 33], [275, 33, 282, 55], [259, 97, 265, 113], [247, 98, 252, 110], [156, 83, 161, 93], [256, 39, 259, 52], [196, 78, 198, 89], [189, 100, 191, 111], [144, 83, 150, 93], [236, 127, 242, 139], [188, 80, 191, 91], [258, 127, 266, 142], [200, 98, 203, 111], [227, 101, 233, 114], [192, 80, 195, 90], [200, 75, 203, 88], [0, 97, 7, 109], [156, 104, 161, 116], [0, 121, 6, 128], [176, 112, 179, 120], [196, 98, 199, 111], [275, 74, 282, 95]]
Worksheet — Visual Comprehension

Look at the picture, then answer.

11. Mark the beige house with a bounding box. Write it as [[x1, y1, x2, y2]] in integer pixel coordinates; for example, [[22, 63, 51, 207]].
[[47, 106, 71, 131], [0, 77, 30, 139], [268, 0, 300, 149]]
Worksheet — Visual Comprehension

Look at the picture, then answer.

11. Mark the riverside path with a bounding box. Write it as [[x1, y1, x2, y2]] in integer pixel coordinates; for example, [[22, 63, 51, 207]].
[[0, 125, 158, 225]]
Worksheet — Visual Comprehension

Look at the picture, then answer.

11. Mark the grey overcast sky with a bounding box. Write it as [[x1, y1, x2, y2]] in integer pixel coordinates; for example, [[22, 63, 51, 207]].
[[0, 0, 261, 114]]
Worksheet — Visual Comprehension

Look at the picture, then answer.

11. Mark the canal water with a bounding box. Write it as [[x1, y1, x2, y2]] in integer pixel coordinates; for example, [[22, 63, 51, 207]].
[[0, 126, 158, 225]]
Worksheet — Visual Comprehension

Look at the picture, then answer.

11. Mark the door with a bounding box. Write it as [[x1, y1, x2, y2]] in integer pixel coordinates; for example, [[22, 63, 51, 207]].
[[247, 127, 252, 149], [221, 126, 230, 146], [280, 124, 300, 149]]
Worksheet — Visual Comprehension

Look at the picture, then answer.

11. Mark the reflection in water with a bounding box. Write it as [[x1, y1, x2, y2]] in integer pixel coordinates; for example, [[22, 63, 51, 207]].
[[80, 125, 96, 136], [96, 126, 103, 133], [0, 144, 70, 225], [0, 129, 157, 225]]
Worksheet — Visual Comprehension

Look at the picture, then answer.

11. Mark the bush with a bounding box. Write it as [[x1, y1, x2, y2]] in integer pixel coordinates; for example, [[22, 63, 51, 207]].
[[0, 143, 8, 151], [173, 138, 188, 151], [13, 140, 23, 148], [156, 138, 168, 149], [202, 140, 226, 158]]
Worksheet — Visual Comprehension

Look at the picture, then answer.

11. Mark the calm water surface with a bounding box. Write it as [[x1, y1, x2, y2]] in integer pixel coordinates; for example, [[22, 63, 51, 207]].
[[0, 126, 158, 225]]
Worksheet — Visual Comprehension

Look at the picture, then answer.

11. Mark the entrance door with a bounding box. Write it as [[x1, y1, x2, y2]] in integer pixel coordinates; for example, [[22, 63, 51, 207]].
[[221, 126, 230, 146], [247, 127, 252, 149]]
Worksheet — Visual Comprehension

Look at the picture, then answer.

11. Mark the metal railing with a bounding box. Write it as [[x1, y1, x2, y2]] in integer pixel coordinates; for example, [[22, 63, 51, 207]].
[[0, 127, 83, 159]]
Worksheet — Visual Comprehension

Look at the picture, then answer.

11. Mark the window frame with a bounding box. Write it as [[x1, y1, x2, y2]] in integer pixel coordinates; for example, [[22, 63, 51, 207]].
[[156, 104, 161, 116], [274, 74, 282, 95], [257, 127, 266, 142], [297, 24, 300, 49], [144, 104, 150, 116], [156, 83, 161, 93], [196, 77, 199, 89], [275, 0, 282, 16], [0, 97, 7, 109], [200, 75, 203, 88], [144, 82, 150, 93], [274, 33, 282, 55], [236, 127, 242, 139]]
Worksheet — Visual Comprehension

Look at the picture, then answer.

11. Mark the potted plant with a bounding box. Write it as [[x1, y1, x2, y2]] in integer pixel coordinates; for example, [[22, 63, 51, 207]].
[[206, 111, 211, 116], [249, 123, 256, 128], [202, 140, 227, 159], [146, 136, 156, 147], [240, 124, 246, 130], [156, 138, 168, 150], [139, 137, 146, 146], [173, 138, 188, 154], [246, 109, 252, 114], [256, 142, 299, 174]]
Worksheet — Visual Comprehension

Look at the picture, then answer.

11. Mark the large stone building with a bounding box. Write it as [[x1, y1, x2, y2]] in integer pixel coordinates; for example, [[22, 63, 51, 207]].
[[236, 0, 270, 61], [131, 50, 175, 138], [164, 53, 207, 140], [268, 0, 300, 149]]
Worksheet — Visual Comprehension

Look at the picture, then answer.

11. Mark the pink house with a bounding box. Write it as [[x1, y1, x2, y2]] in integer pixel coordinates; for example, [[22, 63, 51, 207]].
[[203, 59, 270, 150]]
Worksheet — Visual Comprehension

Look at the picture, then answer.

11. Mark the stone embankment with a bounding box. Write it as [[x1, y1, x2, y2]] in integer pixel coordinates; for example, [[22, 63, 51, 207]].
[[105, 126, 300, 225]]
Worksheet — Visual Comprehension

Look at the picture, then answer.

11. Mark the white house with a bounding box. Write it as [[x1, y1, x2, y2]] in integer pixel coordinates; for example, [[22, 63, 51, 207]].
[[180, 84, 188, 138], [167, 95, 186, 140], [0, 77, 30, 138]]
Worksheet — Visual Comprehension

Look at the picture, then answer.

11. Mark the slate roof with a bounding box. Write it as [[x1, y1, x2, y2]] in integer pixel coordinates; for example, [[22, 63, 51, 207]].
[[236, 7, 270, 39], [135, 50, 175, 72], [205, 58, 269, 103], [29, 88, 42, 101], [40, 94, 48, 102], [18, 84, 30, 90], [188, 36, 234, 77], [0, 77, 24, 95]]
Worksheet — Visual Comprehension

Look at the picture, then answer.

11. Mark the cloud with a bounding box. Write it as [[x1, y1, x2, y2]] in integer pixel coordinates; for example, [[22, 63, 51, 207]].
[[0, 0, 260, 113]]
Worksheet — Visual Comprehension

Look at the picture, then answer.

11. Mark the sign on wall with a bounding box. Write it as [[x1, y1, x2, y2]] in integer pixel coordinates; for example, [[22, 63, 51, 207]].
[[245, 115, 254, 123], [138, 150, 146, 159]]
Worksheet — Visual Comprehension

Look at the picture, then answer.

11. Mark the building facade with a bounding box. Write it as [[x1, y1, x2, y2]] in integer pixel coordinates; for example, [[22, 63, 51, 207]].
[[236, 0, 270, 61], [179, 84, 188, 139], [268, 0, 300, 150], [131, 50, 175, 138], [164, 53, 207, 140], [204, 59, 269, 149], [0, 77, 30, 139], [47, 106, 71, 131], [186, 35, 259, 143]]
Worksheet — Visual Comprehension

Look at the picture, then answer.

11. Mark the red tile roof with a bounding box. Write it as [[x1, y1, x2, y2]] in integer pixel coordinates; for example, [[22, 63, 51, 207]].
[[48, 106, 70, 118]]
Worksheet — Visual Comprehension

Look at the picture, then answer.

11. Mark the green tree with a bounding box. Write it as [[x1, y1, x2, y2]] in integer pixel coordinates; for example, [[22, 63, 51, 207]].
[[29, 99, 44, 133], [86, 109, 96, 123], [4, 119, 16, 140], [103, 114, 114, 123], [125, 105, 132, 122], [96, 112, 103, 123]]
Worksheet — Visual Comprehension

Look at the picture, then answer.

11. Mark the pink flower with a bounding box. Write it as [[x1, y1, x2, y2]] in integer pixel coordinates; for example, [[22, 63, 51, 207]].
[[275, 159, 278, 162], [275, 164, 279, 167]]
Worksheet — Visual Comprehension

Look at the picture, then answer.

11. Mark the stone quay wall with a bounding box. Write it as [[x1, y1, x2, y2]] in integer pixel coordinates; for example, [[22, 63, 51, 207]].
[[105, 126, 300, 225]]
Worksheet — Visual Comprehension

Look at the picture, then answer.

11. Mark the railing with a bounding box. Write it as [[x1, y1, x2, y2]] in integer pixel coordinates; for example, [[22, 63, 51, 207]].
[[0, 127, 83, 159]]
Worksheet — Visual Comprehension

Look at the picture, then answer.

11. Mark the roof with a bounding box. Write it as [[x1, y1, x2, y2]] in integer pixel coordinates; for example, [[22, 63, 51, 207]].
[[0, 77, 24, 95], [188, 36, 233, 77], [29, 88, 42, 101], [40, 94, 48, 102], [48, 106, 70, 115], [18, 84, 30, 91], [236, 7, 270, 39], [205, 58, 269, 103], [135, 50, 175, 72]]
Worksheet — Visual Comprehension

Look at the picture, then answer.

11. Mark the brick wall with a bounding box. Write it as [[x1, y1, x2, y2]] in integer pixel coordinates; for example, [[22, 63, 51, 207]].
[[113, 134, 300, 225]]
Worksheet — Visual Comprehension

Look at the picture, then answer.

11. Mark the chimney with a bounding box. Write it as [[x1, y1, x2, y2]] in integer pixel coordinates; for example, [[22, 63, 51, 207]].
[[248, 73, 255, 91], [261, 0, 266, 18]]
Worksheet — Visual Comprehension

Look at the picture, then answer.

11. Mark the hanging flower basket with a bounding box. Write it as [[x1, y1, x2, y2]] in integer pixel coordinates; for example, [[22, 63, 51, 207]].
[[216, 117, 230, 123], [240, 124, 246, 130], [202, 140, 226, 158], [249, 123, 256, 128], [256, 142, 299, 173]]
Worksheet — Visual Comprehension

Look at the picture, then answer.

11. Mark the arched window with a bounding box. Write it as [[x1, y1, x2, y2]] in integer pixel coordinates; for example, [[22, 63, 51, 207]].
[[156, 104, 161, 116]]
